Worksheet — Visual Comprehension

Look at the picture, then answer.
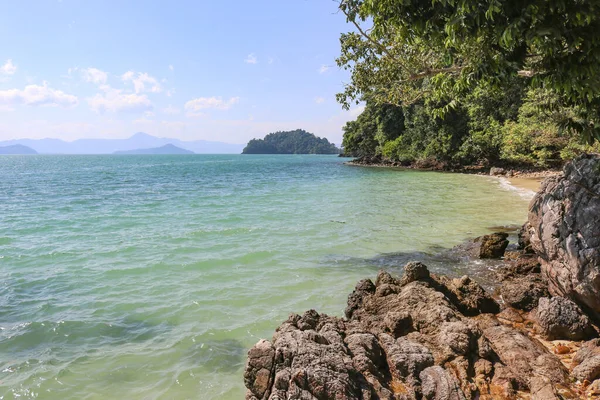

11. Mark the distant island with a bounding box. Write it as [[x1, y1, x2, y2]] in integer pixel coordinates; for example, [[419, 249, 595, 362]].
[[113, 144, 194, 155], [0, 144, 38, 155], [0, 132, 244, 154], [242, 129, 340, 154]]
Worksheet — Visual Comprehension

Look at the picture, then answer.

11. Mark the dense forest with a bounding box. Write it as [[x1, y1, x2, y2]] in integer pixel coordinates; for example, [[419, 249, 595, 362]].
[[336, 0, 600, 169], [242, 130, 340, 155]]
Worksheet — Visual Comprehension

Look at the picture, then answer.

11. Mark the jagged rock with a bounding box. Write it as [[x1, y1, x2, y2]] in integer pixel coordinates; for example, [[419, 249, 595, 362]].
[[244, 339, 275, 399], [536, 297, 597, 341], [420, 366, 466, 400], [500, 274, 549, 311], [481, 323, 568, 390], [244, 263, 571, 399], [498, 254, 541, 280], [572, 339, 600, 382], [432, 275, 500, 316], [527, 154, 600, 317], [451, 233, 510, 259], [518, 222, 534, 253], [478, 233, 510, 259], [400, 262, 430, 285], [345, 278, 376, 319]]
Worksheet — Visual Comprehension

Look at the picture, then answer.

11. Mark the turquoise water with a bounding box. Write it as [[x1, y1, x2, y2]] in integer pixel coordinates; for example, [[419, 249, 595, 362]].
[[0, 155, 529, 399]]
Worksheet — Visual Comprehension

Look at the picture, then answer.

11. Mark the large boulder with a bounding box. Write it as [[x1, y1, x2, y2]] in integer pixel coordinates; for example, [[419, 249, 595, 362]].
[[527, 154, 600, 317], [536, 297, 597, 341]]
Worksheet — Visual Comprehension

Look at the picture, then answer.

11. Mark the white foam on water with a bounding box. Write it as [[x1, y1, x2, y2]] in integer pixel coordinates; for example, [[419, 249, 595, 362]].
[[496, 177, 537, 200]]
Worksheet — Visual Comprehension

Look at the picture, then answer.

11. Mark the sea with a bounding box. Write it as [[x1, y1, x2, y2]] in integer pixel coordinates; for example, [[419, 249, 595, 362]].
[[0, 154, 532, 399]]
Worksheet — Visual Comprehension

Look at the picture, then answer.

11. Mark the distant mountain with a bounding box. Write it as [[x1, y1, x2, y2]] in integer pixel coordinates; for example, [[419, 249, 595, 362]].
[[113, 144, 195, 155], [0, 132, 245, 154], [0, 144, 38, 155], [242, 129, 340, 154]]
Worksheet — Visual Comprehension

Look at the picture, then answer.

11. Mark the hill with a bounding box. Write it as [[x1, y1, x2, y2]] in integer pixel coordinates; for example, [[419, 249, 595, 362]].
[[0, 133, 244, 154], [113, 144, 194, 155], [242, 130, 340, 154], [0, 144, 38, 155]]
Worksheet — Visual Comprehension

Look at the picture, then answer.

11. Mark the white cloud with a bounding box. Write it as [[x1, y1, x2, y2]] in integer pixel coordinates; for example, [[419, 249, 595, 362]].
[[162, 105, 180, 115], [81, 67, 107, 85], [121, 71, 162, 94], [1, 59, 17, 75], [268, 57, 275, 65], [88, 87, 152, 113], [318, 65, 330, 74], [0, 82, 78, 107], [315, 97, 325, 104], [244, 53, 258, 64], [169, 64, 174, 71], [185, 96, 240, 114]]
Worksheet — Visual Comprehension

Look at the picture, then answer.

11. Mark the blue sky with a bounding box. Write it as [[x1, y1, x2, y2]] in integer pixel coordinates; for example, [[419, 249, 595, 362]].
[[0, 0, 363, 145]]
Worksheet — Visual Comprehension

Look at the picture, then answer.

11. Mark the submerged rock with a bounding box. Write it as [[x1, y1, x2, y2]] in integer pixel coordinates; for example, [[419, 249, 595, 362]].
[[527, 153, 600, 317]]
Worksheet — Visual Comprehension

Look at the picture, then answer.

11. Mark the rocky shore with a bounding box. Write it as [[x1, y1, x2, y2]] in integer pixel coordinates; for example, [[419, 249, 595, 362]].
[[244, 154, 600, 399]]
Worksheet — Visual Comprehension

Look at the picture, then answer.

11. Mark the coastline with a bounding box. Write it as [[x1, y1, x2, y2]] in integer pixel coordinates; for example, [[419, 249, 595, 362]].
[[343, 158, 560, 199]]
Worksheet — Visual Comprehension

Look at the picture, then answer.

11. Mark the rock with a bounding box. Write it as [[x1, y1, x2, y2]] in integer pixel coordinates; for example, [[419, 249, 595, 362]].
[[384, 311, 413, 337], [482, 324, 568, 390], [451, 233, 510, 259], [527, 154, 600, 317], [420, 366, 466, 400], [400, 262, 430, 285], [244, 339, 275, 399], [518, 222, 534, 253], [498, 254, 541, 279], [572, 339, 600, 382], [500, 274, 549, 311], [478, 233, 510, 259], [345, 278, 376, 319], [536, 297, 597, 341], [489, 167, 506, 176], [244, 263, 571, 399], [432, 274, 500, 316]]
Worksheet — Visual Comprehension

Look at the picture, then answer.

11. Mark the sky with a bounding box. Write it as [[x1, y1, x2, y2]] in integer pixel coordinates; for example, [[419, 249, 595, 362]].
[[0, 0, 364, 145]]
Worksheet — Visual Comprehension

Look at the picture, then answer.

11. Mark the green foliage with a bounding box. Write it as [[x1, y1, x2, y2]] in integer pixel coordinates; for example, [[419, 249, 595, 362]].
[[242, 130, 340, 155], [337, 0, 600, 142]]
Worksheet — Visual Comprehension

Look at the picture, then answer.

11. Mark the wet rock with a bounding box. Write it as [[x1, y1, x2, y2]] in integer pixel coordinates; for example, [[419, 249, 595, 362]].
[[500, 274, 549, 311], [451, 233, 510, 259], [527, 154, 600, 317], [478, 233, 510, 259], [537, 297, 597, 341]]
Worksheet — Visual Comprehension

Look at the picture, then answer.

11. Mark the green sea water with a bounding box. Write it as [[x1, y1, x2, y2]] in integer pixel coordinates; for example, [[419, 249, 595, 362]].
[[0, 155, 531, 399]]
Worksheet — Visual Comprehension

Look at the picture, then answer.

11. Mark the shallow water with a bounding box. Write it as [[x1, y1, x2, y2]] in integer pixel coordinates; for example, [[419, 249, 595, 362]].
[[0, 155, 529, 399]]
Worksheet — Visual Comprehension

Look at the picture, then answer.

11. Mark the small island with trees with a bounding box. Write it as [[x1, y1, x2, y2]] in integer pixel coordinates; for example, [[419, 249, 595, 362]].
[[242, 129, 340, 155]]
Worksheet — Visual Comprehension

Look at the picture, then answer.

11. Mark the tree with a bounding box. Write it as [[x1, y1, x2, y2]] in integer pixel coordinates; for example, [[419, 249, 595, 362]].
[[336, 0, 600, 141]]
